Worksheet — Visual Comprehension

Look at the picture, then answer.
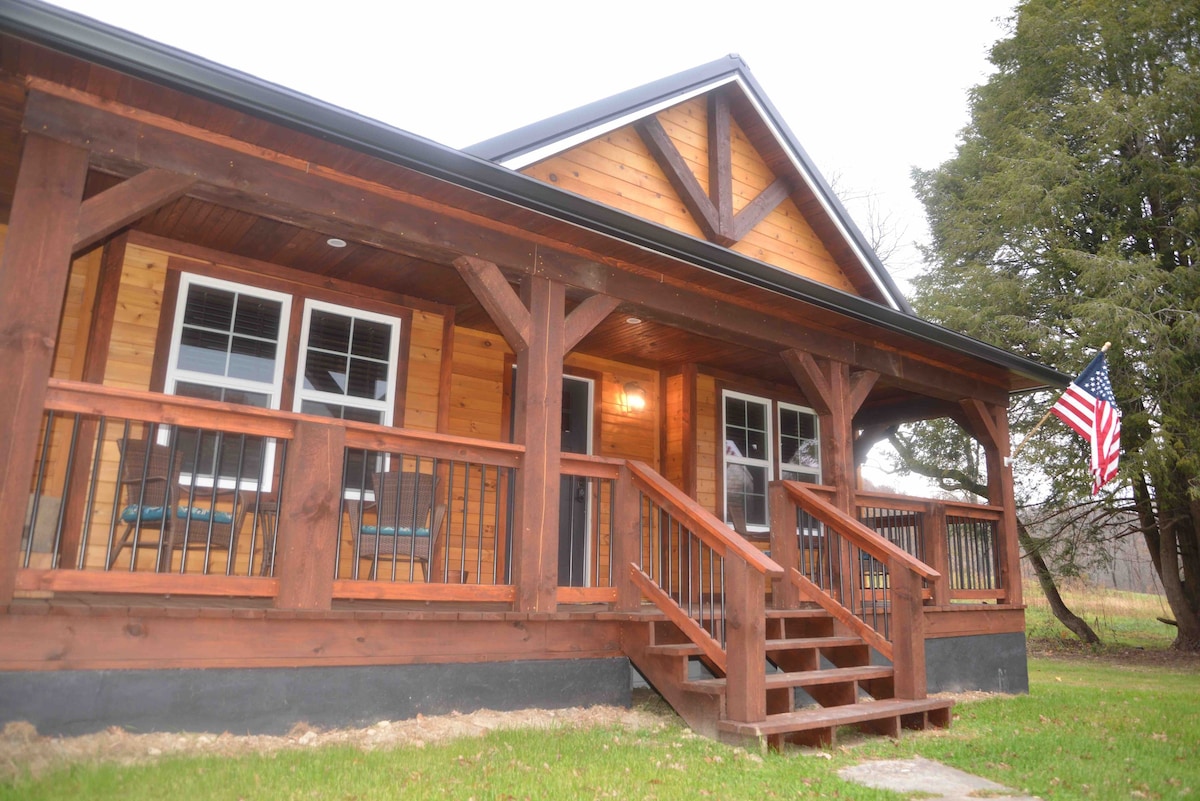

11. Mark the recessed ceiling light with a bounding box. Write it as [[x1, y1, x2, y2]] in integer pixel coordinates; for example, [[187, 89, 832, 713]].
[[326, 237, 347, 248], [625, 317, 642, 325]]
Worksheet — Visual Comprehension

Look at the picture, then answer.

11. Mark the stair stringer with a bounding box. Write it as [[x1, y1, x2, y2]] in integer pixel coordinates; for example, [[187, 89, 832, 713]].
[[621, 621, 723, 738]]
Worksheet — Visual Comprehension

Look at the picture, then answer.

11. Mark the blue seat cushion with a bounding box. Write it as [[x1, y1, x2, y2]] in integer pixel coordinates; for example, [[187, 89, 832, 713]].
[[177, 506, 234, 525], [360, 526, 431, 537], [120, 505, 166, 523]]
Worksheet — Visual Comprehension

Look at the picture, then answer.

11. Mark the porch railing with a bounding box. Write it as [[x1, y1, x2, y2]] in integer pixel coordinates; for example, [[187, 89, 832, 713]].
[[16, 379, 523, 606], [556, 455, 619, 603], [771, 480, 940, 699], [853, 490, 1005, 604]]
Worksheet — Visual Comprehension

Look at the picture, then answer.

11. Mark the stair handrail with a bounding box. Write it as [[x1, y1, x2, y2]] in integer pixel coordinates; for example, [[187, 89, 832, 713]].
[[780, 482, 939, 582], [620, 461, 779, 722], [775, 480, 938, 699], [626, 461, 784, 578]]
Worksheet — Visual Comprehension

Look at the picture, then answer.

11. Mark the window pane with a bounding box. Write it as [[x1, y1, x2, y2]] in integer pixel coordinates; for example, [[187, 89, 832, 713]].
[[727, 464, 768, 527], [178, 328, 228, 375], [746, 402, 766, 431], [351, 319, 391, 360], [344, 406, 384, 424], [301, 399, 344, 418], [308, 310, 352, 353], [232, 297, 281, 339], [229, 335, 279, 382], [347, 357, 388, 401], [746, 428, 767, 459], [303, 349, 348, 394], [300, 399, 382, 424], [174, 381, 223, 403], [182, 286, 234, 330]]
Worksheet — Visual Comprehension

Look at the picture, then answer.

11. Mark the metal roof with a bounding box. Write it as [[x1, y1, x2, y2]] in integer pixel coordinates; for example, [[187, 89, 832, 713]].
[[0, 0, 1069, 389]]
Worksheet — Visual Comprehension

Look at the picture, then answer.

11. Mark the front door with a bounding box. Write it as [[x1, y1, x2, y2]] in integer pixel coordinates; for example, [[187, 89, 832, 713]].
[[558, 376, 593, 586]]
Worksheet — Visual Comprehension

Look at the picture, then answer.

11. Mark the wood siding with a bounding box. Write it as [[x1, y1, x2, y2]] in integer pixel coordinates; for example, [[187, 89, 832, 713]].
[[520, 97, 857, 295]]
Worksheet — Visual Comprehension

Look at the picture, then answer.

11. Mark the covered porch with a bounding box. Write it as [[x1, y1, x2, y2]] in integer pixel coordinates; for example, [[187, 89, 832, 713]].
[[0, 3, 1054, 743]]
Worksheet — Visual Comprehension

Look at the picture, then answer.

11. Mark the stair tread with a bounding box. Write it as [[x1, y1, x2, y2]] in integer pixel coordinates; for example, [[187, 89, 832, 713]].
[[645, 635, 865, 657], [717, 697, 954, 736], [766, 636, 864, 650], [764, 608, 830, 619], [682, 665, 893, 695]]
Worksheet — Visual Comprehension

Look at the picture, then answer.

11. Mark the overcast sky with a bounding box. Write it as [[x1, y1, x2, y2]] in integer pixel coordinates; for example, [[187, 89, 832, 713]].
[[48, 0, 1018, 291]]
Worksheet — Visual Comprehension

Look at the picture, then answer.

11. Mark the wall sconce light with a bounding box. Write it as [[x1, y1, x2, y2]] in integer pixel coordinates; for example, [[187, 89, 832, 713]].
[[622, 381, 647, 414]]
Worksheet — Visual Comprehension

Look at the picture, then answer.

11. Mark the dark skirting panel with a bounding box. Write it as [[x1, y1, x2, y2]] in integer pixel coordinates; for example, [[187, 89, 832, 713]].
[[0, 658, 632, 736], [924, 632, 1029, 694]]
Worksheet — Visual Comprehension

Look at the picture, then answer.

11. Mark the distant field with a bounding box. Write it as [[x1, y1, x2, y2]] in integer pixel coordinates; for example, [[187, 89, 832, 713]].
[[1023, 581, 1177, 649]]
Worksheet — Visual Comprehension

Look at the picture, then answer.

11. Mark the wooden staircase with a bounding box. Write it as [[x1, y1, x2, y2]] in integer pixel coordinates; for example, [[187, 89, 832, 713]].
[[622, 606, 953, 750]]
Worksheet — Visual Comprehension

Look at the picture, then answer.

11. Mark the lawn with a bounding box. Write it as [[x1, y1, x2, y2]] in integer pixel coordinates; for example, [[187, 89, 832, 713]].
[[4, 589, 1197, 801]]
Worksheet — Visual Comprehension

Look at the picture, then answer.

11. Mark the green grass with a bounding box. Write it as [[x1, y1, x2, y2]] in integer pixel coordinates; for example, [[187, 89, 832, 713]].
[[5, 653, 1198, 801], [1, 721, 900, 801], [849, 657, 1200, 800]]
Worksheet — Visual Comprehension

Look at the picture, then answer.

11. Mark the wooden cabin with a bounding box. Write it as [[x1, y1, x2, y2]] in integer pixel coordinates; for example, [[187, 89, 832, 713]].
[[0, 1, 1066, 747]]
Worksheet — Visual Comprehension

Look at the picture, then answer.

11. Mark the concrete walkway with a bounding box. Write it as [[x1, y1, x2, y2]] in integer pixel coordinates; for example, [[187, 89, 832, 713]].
[[839, 757, 1042, 800]]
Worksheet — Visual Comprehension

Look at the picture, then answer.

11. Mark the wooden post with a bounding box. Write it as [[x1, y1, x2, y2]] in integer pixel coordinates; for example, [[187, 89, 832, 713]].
[[273, 420, 344, 610], [990, 407, 1022, 606], [0, 135, 89, 603], [768, 483, 800, 609], [511, 276, 565, 613], [724, 557, 766, 723], [58, 236, 128, 568], [924, 500, 951, 607], [613, 464, 642, 611], [889, 567, 927, 699], [960, 399, 1022, 607]]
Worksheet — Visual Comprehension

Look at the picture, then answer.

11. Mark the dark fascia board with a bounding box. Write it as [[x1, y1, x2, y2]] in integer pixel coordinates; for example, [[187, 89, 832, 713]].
[[467, 54, 915, 317], [0, 0, 1069, 390], [465, 56, 747, 162]]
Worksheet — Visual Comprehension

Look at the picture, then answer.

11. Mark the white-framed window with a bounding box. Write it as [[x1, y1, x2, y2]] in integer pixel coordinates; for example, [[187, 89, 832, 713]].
[[294, 300, 402, 496], [163, 274, 292, 491], [723, 391, 773, 530], [723, 392, 824, 531], [778, 403, 821, 484]]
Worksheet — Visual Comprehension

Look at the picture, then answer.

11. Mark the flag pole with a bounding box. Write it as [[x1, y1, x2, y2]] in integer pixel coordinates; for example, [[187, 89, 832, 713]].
[[1004, 342, 1110, 467]]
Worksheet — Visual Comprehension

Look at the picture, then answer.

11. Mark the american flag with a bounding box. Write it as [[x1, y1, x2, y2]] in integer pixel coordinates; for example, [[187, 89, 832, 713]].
[[1051, 352, 1121, 493]]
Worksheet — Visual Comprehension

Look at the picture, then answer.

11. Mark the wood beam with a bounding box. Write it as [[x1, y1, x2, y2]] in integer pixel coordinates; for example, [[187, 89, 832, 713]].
[[74, 169, 196, 253], [708, 92, 733, 236], [780, 349, 833, 414], [635, 116, 726, 244], [0, 134, 89, 604], [452, 256, 530, 351], [563, 293, 620, 352], [24, 87, 537, 272], [847, 369, 880, 416], [731, 177, 792, 242]]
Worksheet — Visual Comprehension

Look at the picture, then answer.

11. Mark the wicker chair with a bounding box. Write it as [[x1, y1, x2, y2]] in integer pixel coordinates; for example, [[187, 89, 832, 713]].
[[347, 471, 446, 582], [108, 438, 237, 572]]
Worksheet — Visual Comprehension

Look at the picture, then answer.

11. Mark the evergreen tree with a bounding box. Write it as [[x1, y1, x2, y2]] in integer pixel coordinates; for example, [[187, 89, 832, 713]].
[[911, 0, 1200, 649]]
